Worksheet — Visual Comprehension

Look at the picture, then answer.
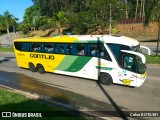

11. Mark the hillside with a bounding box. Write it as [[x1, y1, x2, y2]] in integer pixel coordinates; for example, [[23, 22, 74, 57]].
[[25, 23, 158, 42]]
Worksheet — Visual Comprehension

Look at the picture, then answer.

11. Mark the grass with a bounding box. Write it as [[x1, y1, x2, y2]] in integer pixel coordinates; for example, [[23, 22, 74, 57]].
[[145, 55, 160, 64], [0, 47, 14, 52], [0, 89, 87, 120]]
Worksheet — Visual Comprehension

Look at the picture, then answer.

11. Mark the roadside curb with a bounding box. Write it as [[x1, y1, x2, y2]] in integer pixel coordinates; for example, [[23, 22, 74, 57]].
[[0, 84, 112, 120]]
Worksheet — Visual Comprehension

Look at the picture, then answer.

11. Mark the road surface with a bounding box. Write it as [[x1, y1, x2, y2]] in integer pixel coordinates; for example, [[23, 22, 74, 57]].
[[140, 42, 160, 55], [0, 33, 15, 47]]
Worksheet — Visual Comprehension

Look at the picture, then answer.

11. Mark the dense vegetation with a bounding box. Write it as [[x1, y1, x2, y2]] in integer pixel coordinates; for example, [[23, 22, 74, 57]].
[[0, 0, 160, 35], [145, 55, 160, 64]]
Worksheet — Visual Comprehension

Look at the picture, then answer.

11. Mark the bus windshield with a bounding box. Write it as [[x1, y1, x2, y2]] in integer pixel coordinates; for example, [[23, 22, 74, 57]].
[[136, 56, 146, 74], [131, 44, 142, 53]]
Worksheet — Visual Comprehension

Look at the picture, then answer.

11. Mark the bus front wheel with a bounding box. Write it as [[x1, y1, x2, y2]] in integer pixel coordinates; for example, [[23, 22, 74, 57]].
[[99, 73, 113, 85], [37, 64, 45, 74], [28, 63, 37, 72]]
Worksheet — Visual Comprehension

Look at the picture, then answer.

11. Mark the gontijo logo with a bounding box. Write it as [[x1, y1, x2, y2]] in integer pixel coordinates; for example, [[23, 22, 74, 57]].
[[30, 53, 54, 60]]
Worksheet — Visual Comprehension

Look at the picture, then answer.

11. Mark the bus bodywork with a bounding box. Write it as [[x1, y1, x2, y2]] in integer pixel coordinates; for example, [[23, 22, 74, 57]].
[[13, 35, 147, 87]]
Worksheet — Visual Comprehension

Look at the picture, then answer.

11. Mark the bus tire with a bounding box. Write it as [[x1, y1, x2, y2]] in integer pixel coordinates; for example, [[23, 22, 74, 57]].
[[37, 64, 45, 74], [99, 73, 113, 85], [28, 63, 37, 72]]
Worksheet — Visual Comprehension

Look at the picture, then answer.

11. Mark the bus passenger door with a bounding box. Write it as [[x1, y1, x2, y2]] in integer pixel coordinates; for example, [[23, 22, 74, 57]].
[[118, 54, 137, 86]]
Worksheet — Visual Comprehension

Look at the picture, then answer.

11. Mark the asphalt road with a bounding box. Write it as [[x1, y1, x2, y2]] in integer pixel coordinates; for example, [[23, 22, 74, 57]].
[[0, 33, 15, 47], [140, 42, 160, 55], [0, 53, 160, 119]]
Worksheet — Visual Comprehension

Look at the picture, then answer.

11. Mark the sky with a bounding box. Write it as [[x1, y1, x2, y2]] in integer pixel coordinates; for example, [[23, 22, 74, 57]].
[[0, 0, 33, 22]]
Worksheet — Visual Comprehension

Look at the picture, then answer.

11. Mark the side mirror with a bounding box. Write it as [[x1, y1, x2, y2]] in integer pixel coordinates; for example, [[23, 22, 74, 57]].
[[140, 46, 151, 55]]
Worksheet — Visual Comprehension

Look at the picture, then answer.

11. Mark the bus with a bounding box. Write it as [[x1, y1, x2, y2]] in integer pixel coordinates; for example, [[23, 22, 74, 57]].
[[13, 35, 147, 87]]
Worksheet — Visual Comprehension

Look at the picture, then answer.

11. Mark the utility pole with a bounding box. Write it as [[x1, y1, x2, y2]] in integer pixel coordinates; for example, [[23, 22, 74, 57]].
[[156, 28, 160, 56], [109, 4, 112, 35], [33, 16, 35, 35]]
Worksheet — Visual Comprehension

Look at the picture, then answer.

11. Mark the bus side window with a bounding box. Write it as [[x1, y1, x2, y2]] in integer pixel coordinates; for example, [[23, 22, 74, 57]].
[[31, 43, 41, 52], [63, 44, 69, 54], [98, 45, 112, 61], [107, 43, 130, 61], [77, 44, 86, 56], [88, 44, 97, 57], [66, 44, 71, 54], [14, 42, 23, 51], [54, 44, 66, 54], [60, 44, 65, 54], [55, 44, 60, 54], [70, 44, 77, 55], [44, 43, 54, 53], [22, 43, 30, 52]]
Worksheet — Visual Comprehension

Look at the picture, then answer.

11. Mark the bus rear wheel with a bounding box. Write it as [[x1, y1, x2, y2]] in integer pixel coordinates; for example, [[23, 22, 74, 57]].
[[28, 63, 37, 72], [37, 64, 45, 74], [99, 73, 113, 85]]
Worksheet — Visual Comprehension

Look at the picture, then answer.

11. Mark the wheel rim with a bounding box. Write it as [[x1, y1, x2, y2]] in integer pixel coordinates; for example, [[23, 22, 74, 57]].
[[29, 63, 37, 72], [39, 68, 44, 73], [103, 76, 109, 84], [38, 65, 45, 74]]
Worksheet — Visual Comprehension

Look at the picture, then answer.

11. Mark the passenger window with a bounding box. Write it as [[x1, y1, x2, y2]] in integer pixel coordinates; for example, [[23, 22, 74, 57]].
[[66, 44, 71, 54], [88, 44, 98, 57], [55, 44, 63, 54], [14, 42, 23, 51], [60, 44, 65, 54], [77, 44, 86, 56], [31, 43, 41, 52], [22, 42, 30, 52], [97, 45, 112, 61], [54, 44, 69, 54], [44, 43, 54, 53], [70, 44, 77, 55]]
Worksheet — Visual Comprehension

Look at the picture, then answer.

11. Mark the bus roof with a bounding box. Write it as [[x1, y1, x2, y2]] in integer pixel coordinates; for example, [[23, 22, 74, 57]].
[[70, 35, 139, 46], [102, 35, 139, 46], [14, 35, 104, 43], [14, 35, 139, 46]]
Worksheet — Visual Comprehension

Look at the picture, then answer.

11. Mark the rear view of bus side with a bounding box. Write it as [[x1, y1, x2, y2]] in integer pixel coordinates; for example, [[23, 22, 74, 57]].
[[13, 35, 147, 87]]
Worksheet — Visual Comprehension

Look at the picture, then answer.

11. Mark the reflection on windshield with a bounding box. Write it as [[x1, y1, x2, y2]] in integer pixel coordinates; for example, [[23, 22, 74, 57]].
[[131, 44, 142, 53], [136, 56, 146, 74]]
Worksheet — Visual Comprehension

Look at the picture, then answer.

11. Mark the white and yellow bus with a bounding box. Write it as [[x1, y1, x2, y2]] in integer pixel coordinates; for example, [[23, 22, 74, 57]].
[[13, 35, 147, 87]]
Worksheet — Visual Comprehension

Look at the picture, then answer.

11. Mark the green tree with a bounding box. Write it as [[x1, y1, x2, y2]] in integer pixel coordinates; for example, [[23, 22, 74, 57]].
[[0, 15, 5, 31], [17, 22, 31, 34], [31, 0, 136, 34], [11, 17, 19, 37], [0, 11, 16, 46], [144, 1, 160, 56], [54, 11, 68, 35], [23, 5, 40, 32], [37, 16, 55, 35]]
